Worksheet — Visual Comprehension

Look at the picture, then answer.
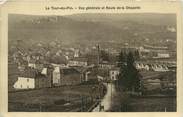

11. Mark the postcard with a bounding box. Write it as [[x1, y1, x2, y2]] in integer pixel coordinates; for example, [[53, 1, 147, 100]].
[[0, 0, 182, 117]]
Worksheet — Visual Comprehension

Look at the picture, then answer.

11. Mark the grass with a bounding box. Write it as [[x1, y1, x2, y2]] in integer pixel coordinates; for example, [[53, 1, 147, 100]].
[[140, 71, 176, 80], [8, 84, 104, 112], [110, 70, 176, 112], [127, 96, 176, 112], [109, 90, 176, 112]]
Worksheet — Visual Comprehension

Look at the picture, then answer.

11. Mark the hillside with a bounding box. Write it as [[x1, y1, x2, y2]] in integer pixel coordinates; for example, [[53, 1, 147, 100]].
[[8, 13, 176, 48]]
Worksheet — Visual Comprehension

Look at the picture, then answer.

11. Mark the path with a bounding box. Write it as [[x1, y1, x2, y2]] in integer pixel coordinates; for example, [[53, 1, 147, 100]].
[[92, 83, 115, 112]]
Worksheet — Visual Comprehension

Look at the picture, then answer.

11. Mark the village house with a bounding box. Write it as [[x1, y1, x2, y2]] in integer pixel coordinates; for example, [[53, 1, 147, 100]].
[[74, 49, 80, 57], [28, 59, 36, 68], [52, 67, 82, 86], [60, 68, 82, 85], [97, 68, 110, 81], [13, 67, 52, 90], [99, 61, 115, 69], [135, 60, 170, 72], [68, 57, 88, 67], [135, 62, 150, 71], [151, 64, 169, 72], [52, 66, 61, 86], [109, 67, 120, 81], [156, 53, 170, 58], [17, 59, 28, 72], [28, 59, 44, 70], [72, 66, 100, 82]]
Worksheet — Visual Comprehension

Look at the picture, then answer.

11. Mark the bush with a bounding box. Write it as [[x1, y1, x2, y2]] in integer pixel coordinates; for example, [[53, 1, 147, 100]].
[[54, 99, 69, 105]]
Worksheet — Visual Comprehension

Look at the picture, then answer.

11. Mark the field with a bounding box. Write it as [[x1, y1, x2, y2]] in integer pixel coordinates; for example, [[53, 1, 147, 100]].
[[110, 91, 176, 112], [109, 70, 176, 112], [127, 96, 176, 112], [8, 84, 104, 112]]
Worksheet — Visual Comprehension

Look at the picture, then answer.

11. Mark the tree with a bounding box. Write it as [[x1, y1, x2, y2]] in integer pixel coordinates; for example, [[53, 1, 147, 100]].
[[100, 50, 109, 62], [118, 51, 141, 92], [134, 50, 140, 60], [117, 51, 126, 67]]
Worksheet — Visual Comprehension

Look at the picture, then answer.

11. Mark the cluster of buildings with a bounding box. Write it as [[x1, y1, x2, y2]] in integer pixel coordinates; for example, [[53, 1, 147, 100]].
[[13, 66, 85, 89], [9, 40, 176, 91], [135, 60, 176, 72], [9, 42, 120, 90], [12, 62, 121, 90], [139, 45, 176, 59]]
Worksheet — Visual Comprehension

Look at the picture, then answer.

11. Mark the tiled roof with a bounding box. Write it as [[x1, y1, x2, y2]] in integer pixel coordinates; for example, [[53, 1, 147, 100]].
[[19, 67, 37, 78], [70, 57, 88, 62], [19, 67, 49, 78], [61, 68, 81, 75], [72, 66, 88, 73], [29, 59, 36, 63]]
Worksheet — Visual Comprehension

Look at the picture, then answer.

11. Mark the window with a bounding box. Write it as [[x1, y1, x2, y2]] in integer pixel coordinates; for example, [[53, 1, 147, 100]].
[[20, 85, 22, 88], [27, 79, 29, 82], [27, 85, 29, 88]]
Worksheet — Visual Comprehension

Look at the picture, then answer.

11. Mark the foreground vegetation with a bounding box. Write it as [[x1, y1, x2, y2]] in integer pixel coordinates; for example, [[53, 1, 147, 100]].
[[8, 83, 106, 112]]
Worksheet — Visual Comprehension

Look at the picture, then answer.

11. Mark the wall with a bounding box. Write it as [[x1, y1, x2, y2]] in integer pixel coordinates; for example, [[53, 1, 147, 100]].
[[13, 77, 35, 89], [60, 73, 81, 85]]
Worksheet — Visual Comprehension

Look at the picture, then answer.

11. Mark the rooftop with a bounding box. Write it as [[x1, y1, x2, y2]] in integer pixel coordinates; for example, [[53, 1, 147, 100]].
[[70, 57, 88, 62], [61, 68, 81, 75]]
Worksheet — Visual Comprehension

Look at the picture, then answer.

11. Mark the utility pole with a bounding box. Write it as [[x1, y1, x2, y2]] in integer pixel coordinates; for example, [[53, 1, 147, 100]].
[[81, 96, 83, 112], [111, 81, 113, 105], [97, 44, 100, 66], [165, 107, 167, 112], [39, 102, 42, 112]]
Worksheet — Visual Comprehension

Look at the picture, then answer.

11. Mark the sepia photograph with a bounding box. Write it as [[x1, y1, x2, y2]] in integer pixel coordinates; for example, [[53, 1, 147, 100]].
[[8, 13, 177, 112]]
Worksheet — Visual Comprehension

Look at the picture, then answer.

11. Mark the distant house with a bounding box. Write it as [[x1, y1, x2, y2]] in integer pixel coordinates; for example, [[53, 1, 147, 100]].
[[135, 63, 150, 71], [68, 57, 88, 67], [28, 59, 36, 68], [60, 68, 82, 85], [109, 68, 120, 81], [52, 67, 82, 86], [97, 68, 109, 81], [135, 61, 170, 72], [151, 64, 169, 72], [52, 66, 61, 86], [74, 49, 80, 57], [157, 53, 170, 58], [74, 66, 103, 82], [99, 61, 115, 69], [28, 59, 44, 70], [13, 67, 52, 90]]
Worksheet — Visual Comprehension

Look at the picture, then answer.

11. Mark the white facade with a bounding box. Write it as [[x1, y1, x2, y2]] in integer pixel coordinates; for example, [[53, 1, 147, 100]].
[[157, 53, 170, 58], [136, 63, 149, 71], [28, 63, 36, 68], [74, 49, 80, 57], [53, 67, 61, 85], [85, 71, 91, 81], [136, 63, 169, 71], [13, 77, 35, 89], [109, 69, 119, 81], [152, 64, 169, 72], [68, 60, 87, 66], [41, 68, 47, 75]]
